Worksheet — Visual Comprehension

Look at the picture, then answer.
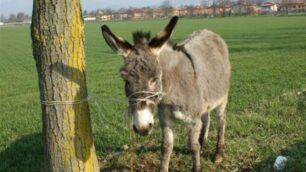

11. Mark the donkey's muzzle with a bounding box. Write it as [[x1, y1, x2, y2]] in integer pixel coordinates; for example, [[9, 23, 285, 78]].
[[133, 123, 153, 136], [133, 108, 154, 136]]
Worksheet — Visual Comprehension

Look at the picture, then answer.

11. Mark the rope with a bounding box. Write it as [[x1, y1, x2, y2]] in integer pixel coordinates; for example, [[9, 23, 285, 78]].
[[40, 97, 91, 105], [128, 91, 163, 105], [40, 90, 163, 106]]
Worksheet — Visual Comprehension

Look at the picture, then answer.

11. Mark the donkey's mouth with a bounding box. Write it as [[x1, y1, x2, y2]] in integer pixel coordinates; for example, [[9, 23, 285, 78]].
[[133, 125, 152, 136]]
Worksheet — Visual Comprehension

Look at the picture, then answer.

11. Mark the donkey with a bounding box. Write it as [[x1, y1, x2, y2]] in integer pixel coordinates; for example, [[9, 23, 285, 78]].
[[101, 16, 231, 172]]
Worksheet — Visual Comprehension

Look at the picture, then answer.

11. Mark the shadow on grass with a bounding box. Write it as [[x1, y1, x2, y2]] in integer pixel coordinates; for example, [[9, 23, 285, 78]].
[[0, 133, 43, 172], [135, 145, 216, 160], [253, 140, 306, 171], [229, 45, 306, 53], [297, 90, 306, 116], [99, 143, 216, 172], [248, 91, 306, 171]]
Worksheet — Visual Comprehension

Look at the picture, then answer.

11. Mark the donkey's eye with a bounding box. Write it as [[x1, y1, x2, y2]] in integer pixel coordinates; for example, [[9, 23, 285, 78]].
[[148, 77, 158, 90], [125, 81, 130, 88], [150, 78, 158, 84]]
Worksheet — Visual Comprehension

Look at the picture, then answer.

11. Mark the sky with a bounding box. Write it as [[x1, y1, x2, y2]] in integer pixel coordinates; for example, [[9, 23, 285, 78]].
[[0, 0, 202, 16]]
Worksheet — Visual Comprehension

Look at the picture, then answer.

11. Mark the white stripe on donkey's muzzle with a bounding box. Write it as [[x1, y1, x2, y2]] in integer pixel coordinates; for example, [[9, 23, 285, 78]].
[[133, 108, 154, 135]]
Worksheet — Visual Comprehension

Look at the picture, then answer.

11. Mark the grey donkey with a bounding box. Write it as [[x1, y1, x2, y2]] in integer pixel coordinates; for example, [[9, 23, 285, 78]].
[[101, 16, 231, 172]]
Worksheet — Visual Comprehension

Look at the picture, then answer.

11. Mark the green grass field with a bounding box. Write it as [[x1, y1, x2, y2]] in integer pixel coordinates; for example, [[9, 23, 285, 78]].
[[0, 16, 306, 171]]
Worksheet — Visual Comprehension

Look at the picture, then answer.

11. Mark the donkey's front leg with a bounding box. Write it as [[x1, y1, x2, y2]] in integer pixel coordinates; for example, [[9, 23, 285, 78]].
[[158, 105, 174, 172], [188, 119, 202, 172], [160, 126, 173, 172]]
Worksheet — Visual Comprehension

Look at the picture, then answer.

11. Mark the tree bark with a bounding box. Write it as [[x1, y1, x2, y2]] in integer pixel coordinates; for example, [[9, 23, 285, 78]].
[[31, 0, 99, 171]]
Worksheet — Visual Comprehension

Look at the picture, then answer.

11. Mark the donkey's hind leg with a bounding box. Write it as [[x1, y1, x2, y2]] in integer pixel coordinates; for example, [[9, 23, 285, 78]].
[[199, 112, 210, 150], [188, 118, 202, 172], [214, 98, 228, 165]]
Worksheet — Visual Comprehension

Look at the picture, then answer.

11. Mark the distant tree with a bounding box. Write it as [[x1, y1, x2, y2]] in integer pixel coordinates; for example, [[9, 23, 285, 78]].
[[161, 0, 171, 8], [211, 0, 218, 16], [237, 0, 247, 15], [24, 14, 30, 21], [8, 14, 17, 22], [233, 0, 256, 16], [216, 0, 232, 16], [160, 0, 173, 17], [127, 7, 135, 19], [83, 10, 88, 16], [245, 0, 256, 15], [104, 8, 113, 14], [16, 12, 26, 22], [0, 14, 7, 22], [282, 0, 290, 14], [201, 0, 212, 6], [89, 10, 96, 16], [185, 5, 194, 16], [144, 7, 154, 19]]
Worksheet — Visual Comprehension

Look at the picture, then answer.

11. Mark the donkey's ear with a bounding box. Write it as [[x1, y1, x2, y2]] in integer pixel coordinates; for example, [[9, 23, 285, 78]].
[[101, 25, 134, 58], [149, 16, 179, 55]]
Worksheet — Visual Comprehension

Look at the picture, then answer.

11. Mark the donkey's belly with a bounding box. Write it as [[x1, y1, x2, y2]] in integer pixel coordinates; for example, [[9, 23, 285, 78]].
[[202, 94, 228, 113], [172, 110, 194, 123]]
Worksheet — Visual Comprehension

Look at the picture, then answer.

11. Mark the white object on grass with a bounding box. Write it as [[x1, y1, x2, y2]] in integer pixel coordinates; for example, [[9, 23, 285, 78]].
[[273, 156, 288, 171]]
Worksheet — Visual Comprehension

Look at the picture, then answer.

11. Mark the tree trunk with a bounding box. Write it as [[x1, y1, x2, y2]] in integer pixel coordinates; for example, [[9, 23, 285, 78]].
[[31, 0, 99, 171]]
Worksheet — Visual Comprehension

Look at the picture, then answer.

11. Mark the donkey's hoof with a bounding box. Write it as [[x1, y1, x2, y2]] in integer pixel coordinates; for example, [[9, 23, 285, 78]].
[[214, 154, 223, 165], [160, 170, 168, 172], [192, 166, 201, 172]]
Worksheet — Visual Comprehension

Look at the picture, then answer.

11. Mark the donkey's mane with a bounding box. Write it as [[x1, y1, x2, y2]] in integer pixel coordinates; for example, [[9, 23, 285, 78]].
[[175, 30, 203, 47], [133, 31, 151, 46], [133, 30, 200, 48]]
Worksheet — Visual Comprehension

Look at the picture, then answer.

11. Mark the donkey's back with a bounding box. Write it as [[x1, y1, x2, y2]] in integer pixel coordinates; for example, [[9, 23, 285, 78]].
[[186, 29, 230, 109], [160, 29, 230, 113]]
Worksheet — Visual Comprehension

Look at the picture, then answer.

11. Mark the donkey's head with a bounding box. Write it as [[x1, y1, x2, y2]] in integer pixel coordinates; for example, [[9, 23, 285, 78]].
[[101, 16, 178, 136]]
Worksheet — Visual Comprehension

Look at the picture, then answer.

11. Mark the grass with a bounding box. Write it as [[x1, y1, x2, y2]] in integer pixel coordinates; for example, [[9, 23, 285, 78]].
[[0, 16, 306, 171]]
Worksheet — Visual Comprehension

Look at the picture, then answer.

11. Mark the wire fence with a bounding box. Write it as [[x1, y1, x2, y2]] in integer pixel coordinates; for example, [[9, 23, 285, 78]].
[[87, 94, 190, 156]]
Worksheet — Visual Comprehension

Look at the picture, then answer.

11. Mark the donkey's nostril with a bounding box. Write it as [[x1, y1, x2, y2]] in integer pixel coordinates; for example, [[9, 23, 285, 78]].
[[133, 125, 137, 132], [139, 101, 146, 109], [132, 124, 152, 136]]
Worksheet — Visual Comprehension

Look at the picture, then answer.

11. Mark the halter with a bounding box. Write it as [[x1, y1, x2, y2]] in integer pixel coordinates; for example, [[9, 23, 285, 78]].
[[128, 91, 162, 105]]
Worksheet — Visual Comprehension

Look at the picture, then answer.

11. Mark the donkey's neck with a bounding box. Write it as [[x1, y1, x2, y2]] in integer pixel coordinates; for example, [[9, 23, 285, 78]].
[[158, 43, 195, 72], [158, 44, 197, 104]]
